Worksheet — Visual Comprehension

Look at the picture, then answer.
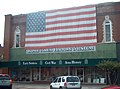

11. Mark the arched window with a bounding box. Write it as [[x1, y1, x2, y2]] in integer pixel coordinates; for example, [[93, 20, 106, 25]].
[[103, 15, 113, 42], [14, 26, 21, 48]]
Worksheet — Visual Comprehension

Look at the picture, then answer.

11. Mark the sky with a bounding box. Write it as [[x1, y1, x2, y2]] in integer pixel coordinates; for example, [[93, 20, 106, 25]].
[[0, 0, 119, 46]]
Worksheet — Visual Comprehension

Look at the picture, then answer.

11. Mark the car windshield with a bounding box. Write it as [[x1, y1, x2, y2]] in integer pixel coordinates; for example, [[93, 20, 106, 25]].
[[67, 77, 79, 82], [0, 75, 10, 80]]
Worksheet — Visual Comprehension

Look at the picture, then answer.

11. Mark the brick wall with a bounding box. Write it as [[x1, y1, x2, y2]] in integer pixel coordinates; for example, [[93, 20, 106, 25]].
[[3, 15, 12, 61], [0, 44, 3, 59], [10, 15, 26, 48], [97, 2, 120, 43]]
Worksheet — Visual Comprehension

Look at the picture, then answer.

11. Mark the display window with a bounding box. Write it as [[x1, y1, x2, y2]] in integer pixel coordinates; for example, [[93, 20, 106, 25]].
[[84, 67, 106, 83], [10, 66, 106, 84]]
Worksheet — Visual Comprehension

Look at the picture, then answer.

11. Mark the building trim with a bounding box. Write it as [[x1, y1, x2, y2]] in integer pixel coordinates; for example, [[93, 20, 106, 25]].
[[97, 2, 120, 8]]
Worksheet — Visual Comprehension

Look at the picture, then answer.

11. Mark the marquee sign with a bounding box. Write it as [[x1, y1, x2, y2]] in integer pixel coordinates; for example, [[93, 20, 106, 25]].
[[26, 46, 96, 54], [18, 60, 85, 67]]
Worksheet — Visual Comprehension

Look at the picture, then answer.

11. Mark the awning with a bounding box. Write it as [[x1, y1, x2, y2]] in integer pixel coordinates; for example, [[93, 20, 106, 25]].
[[0, 59, 116, 68]]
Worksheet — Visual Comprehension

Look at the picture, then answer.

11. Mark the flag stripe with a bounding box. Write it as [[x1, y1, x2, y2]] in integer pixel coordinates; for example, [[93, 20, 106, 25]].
[[26, 32, 96, 41], [26, 29, 96, 38], [46, 20, 96, 28], [26, 36, 96, 44], [46, 13, 96, 22], [46, 23, 96, 31], [47, 5, 95, 13], [46, 7, 96, 17], [25, 39, 97, 47], [26, 26, 96, 36], [46, 17, 96, 25], [46, 10, 96, 19]]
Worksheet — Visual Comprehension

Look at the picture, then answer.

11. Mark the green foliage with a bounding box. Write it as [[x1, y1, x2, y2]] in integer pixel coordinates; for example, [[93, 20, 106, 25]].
[[113, 62, 120, 70], [97, 60, 120, 85], [97, 60, 115, 71]]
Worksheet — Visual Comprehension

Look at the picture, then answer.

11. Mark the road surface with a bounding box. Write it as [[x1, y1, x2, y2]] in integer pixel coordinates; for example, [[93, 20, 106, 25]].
[[12, 82, 106, 89]]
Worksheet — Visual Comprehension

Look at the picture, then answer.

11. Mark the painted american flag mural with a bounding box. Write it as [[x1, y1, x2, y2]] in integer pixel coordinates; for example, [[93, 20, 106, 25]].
[[25, 5, 97, 54]]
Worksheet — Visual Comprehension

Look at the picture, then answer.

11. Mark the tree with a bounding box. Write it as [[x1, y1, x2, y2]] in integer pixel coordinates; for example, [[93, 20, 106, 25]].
[[97, 60, 120, 85]]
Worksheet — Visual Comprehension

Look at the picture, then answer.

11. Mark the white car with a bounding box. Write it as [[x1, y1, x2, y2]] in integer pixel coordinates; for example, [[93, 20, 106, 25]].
[[50, 76, 82, 89]]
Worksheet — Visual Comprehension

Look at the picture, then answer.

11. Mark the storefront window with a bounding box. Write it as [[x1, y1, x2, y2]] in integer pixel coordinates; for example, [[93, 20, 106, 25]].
[[41, 67, 68, 81], [32, 68, 39, 81], [84, 67, 106, 83], [10, 66, 106, 84]]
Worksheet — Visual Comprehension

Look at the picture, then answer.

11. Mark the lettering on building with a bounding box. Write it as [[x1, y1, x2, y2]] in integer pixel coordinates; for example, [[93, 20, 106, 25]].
[[26, 46, 96, 54]]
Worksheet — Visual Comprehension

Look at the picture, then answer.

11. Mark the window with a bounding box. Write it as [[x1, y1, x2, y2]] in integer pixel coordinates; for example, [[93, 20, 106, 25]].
[[14, 26, 21, 48], [67, 77, 79, 82], [62, 77, 65, 82], [58, 78, 61, 82], [103, 16, 113, 42], [105, 21, 111, 42], [0, 55, 3, 60], [54, 78, 58, 83]]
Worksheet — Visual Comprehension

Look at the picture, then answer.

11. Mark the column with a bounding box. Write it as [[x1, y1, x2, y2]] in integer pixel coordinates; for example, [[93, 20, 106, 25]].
[[39, 67, 41, 81], [30, 68, 32, 81], [68, 67, 70, 75]]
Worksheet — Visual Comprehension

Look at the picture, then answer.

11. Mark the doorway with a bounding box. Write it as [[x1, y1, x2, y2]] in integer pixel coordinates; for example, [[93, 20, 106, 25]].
[[76, 68, 84, 82]]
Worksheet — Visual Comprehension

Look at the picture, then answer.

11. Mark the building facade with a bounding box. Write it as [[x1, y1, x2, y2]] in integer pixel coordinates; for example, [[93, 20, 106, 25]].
[[0, 44, 4, 73], [0, 44, 3, 60], [0, 2, 120, 84]]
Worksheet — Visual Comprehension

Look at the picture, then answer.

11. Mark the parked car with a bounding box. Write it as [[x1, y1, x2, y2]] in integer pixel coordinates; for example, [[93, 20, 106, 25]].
[[0, 74, 12, 89], [101, 85, 120, 89], [50, 76, 82, 89]]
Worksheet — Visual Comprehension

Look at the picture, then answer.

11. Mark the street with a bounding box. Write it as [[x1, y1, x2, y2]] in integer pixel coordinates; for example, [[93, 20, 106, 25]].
[[13, 82, 49, 89], [12, 82, 106, 89]]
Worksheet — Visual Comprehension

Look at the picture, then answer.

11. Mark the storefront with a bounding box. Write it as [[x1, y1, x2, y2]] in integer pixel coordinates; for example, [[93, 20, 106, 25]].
[[10, 66, 106, 83], [0, 59, 106, 84]]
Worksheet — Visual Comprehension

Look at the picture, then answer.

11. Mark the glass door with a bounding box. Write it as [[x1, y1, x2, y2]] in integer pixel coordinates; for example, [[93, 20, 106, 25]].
[[76, 68, 84, 82], [32, 68, 39, 81]]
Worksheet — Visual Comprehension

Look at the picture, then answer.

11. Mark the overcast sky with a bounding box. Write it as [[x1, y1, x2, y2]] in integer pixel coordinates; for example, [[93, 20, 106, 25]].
[[0, 0, 119, 46]]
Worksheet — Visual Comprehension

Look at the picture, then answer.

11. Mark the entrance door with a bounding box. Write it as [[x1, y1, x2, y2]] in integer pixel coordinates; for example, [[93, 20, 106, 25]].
[[32, 68, 39, 81], [76, 68, 84, 82], [19, 68, 30, 81]]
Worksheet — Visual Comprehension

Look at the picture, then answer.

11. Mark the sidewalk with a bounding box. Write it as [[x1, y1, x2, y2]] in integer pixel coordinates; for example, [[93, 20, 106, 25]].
[[12, 82, 107, 89]]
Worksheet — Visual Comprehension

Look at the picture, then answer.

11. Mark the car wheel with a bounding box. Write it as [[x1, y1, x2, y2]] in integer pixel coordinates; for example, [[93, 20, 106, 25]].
[[50, 86, 53, 89], [59, 87, 63, 89], [10, 86, 12, 89], [80, 86, 82, 89]]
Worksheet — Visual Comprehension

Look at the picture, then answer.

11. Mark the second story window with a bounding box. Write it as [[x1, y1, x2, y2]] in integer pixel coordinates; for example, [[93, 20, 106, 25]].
[[105, 21, 111, 42], [14, 26, 21, 48], [16, 34, 20, 47], [103, 15, 113, 43]]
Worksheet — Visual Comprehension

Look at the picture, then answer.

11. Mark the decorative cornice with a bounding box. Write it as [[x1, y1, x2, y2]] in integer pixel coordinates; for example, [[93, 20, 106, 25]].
[[97, 2, 120, 8], [97, 11, 120, 16]]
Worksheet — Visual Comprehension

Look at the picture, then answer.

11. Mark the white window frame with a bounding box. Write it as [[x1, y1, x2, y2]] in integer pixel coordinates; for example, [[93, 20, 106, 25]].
[[103, 15, 113, 43], [13, 26, 21, 48]]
